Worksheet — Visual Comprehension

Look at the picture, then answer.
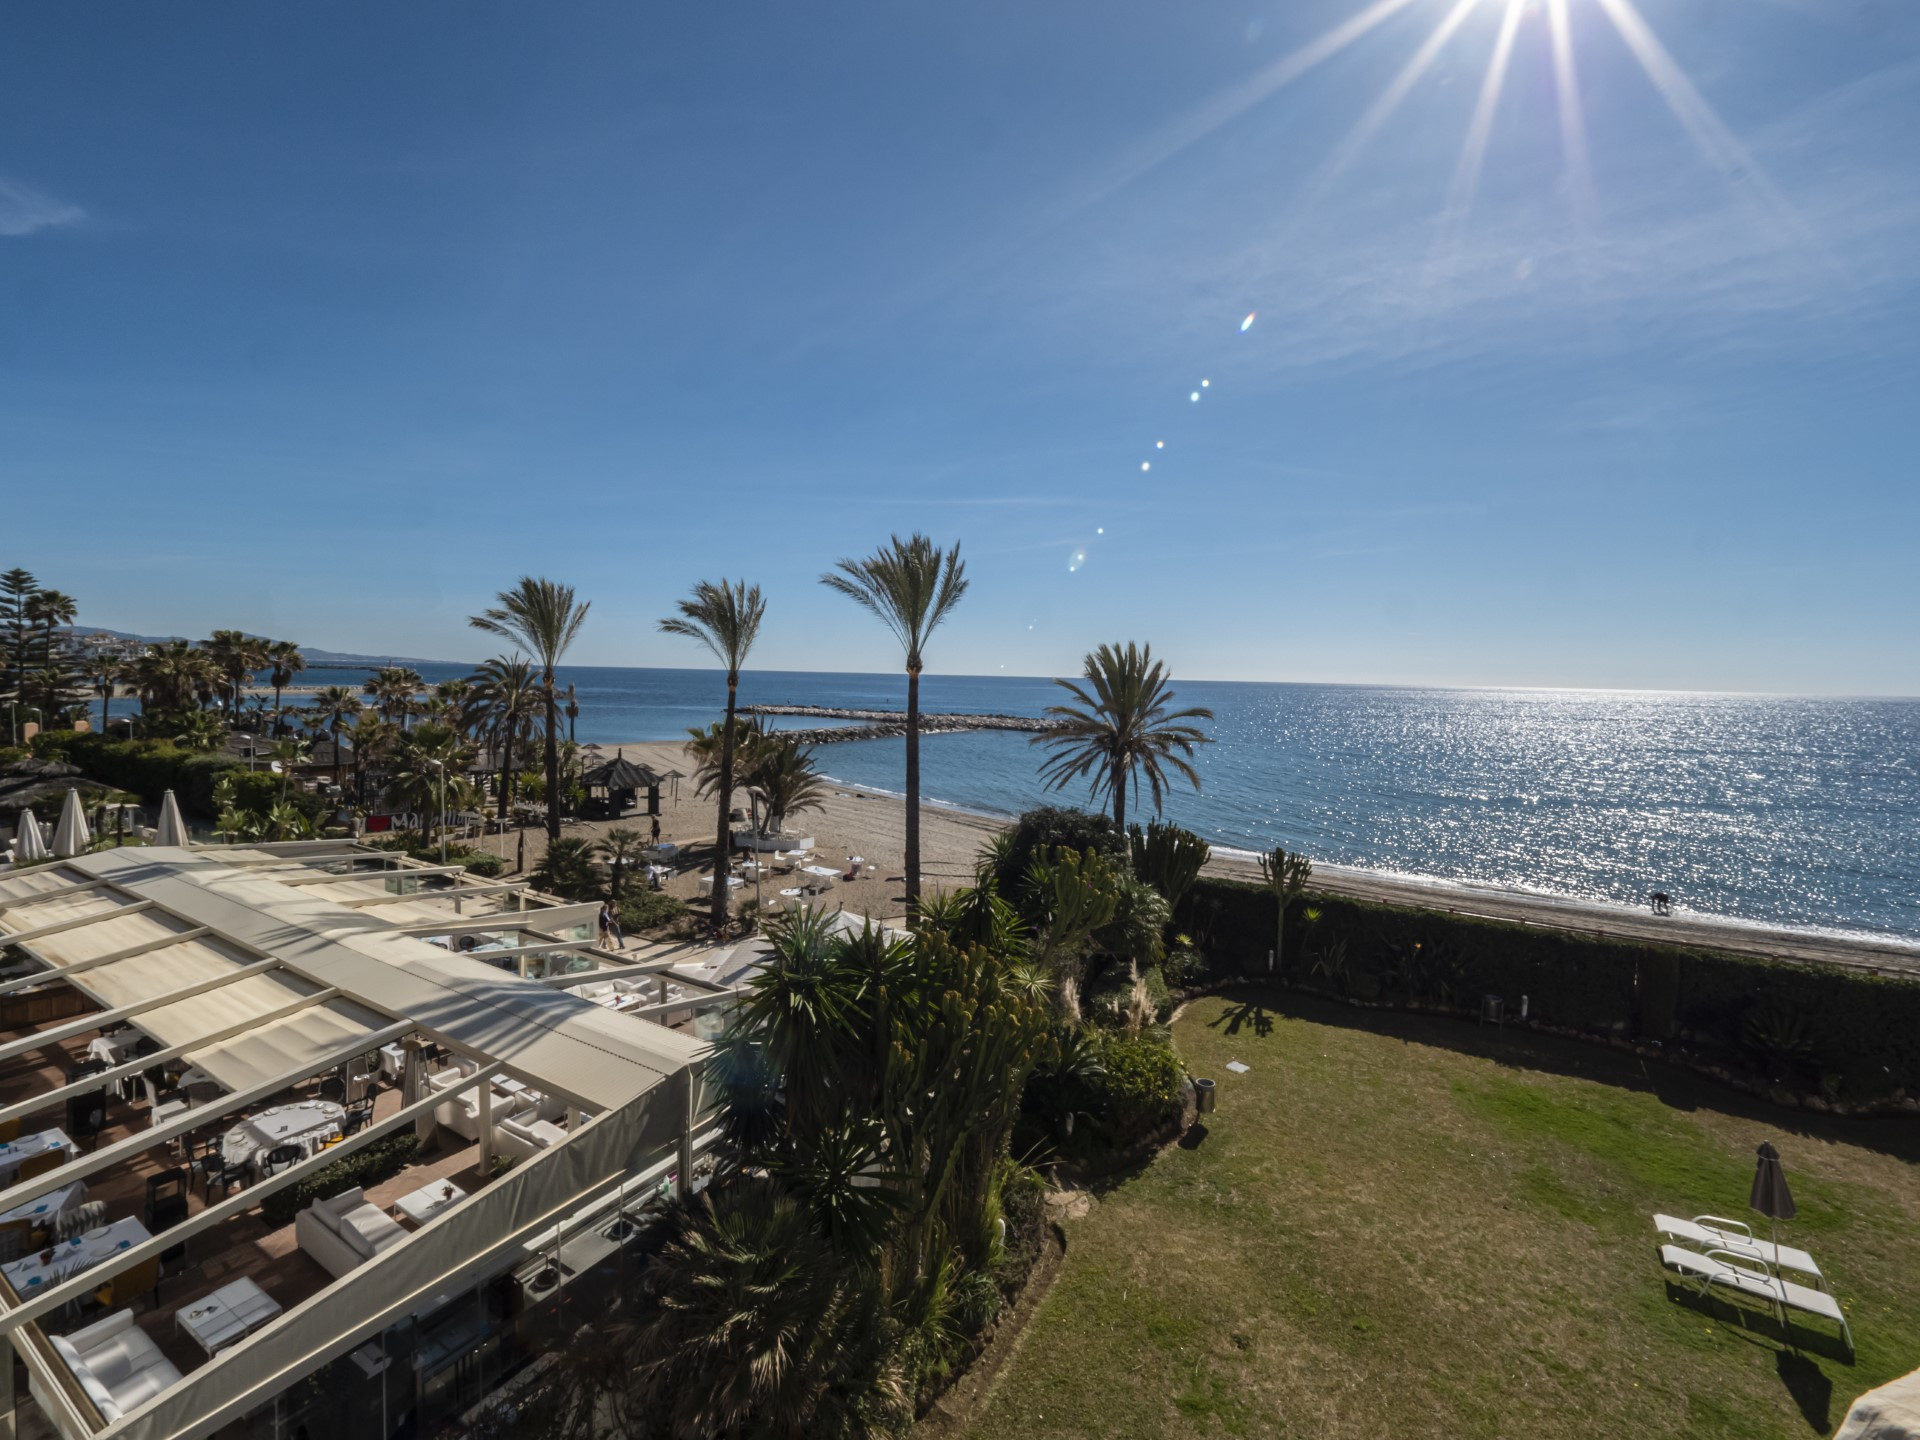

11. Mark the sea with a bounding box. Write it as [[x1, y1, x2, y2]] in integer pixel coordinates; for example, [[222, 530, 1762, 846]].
[[127, 665, 1920, 946]]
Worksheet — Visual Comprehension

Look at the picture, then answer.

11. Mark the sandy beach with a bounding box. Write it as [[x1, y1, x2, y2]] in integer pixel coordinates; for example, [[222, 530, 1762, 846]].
[[518, 741, 1920, 975]]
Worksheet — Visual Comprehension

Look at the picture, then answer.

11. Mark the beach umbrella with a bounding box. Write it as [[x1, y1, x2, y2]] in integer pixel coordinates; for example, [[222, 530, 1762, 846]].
[[1750, 1140, 1798, 1257], [52, 787, 91, 857], [155, 790, 191, 848], [12, 808, 49, 863]]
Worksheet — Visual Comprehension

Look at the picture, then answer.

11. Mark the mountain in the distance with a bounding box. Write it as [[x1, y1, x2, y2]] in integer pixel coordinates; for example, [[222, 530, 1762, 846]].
[[65, 626, 455, 668]]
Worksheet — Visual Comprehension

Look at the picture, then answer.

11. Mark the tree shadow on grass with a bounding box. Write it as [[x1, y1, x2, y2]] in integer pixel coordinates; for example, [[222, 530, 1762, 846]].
[[1200, 984, 1920, 1166], [1207, 999, 1274, 1039]]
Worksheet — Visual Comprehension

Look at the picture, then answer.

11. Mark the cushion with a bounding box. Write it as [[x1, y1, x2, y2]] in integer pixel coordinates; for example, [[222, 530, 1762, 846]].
[[312, 1186, 365, 1234], [338, 1202, 398, 1260]]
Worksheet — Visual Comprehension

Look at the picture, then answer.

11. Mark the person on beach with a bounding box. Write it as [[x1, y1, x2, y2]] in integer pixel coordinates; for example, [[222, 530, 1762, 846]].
[[650, 815, 661, 846], [597, 901, 614, 948]]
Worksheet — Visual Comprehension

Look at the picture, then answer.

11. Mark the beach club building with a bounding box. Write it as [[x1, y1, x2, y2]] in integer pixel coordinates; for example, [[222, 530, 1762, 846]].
[[0, 842, 737, 1440]]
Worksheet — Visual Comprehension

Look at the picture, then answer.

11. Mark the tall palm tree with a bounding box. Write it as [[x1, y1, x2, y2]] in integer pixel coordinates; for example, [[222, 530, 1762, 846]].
[[659, 579, 765, 929], [25, 590, 76, 676], [265, 640, 305, 735], [1033, 642, 1215, 832], [363, 666, 425, 730], [203, 630, 267, 722], [384, 722, 476, 846], [173, 708, 226, 752], [744, 735, 829, 837], [266, 736, 310, 803], [470, 577, 590, 846], [309, 686, 363, 788], [463, 656, 540, 826], [132, 641, 219, 718], [596, 827, 648, 906], [345, 711, 398, 807], [822, 535, 968, 906]]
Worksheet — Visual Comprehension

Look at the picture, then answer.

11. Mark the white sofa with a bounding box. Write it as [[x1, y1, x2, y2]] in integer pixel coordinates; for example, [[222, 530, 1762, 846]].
[[294, 1186, 408, 1279], [491, 1115, 569, 1163], [434, 1082, 534, 1142], [38, 1309, 183, 1423]]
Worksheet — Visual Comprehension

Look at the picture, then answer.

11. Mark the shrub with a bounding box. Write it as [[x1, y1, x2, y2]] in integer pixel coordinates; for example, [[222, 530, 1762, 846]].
[[991, 806, 1127, 892], [1088, 1034, 1185, 1144], [1162, 935, 1208, 988], [620, 888, 686, 933], [259, 1131, 422, 1226], [1084, 970, 1135, 1028], [1141, 966, 1171, 1020], [461, 852, 505, 878]]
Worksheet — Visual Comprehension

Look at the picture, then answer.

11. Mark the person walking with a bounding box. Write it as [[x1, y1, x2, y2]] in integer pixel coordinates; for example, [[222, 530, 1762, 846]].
[[597, 901, 614, 949], [650, 814, 661, 846]]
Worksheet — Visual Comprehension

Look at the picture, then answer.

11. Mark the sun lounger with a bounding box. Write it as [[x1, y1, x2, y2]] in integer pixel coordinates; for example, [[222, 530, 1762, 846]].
[[1658, 1244, 1852, 1357], [1653, 1213, 1824, 1288]]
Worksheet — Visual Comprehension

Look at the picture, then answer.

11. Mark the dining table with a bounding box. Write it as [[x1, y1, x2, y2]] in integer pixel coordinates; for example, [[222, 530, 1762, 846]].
[[221, 1101, 346, 1171], [1, 1217, 151, 1298], [0, 1129, 75, 1184]]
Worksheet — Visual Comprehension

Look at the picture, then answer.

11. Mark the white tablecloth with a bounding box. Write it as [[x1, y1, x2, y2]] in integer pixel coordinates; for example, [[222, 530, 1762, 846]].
[[1, 1217, 150, 1296], [0, 1129, 74, 1184], [221, 1101, 345, 1169], [85, 1031, 143, 1066], [0, 1179, 87, 1226]]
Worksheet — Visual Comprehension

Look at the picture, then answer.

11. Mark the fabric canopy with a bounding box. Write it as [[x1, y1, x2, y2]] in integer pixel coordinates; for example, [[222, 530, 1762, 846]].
[[582, 753, 664, 790]]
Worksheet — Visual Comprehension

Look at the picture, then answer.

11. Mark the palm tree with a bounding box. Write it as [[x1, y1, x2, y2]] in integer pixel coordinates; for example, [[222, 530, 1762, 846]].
[[85, 657, 125, 737], [173, 708, 226, 752], [1033, 642, 1214, 832], [309, 686, 363, 788], [596, 828, 648, 906], [265, 640, 305, 735], [25, 589, 76, 673], [659, 580, 765, 929], [821, 535, 968, 907], [267, 736, 310, 803], [131, 641, 219, 719], [203, 630, 267, 722], [384, 722, 475, 847], [463, 656, 539, 826], [470, 578, 591, 847], [744, 735, 829, 837], [363, 666, 424, 730], [345, 711, 398, 807]]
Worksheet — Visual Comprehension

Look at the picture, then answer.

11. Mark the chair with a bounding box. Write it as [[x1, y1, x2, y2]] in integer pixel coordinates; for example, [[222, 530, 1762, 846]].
[[1652, 1213, 1824, 1289], [1659, 1244, 1853, 1358], [206, 1156, 250, 1203], [341, 1105, 373, 1137], [145, 1170, 191, 1273], [90, 1256, 160, 1312], [52, 1201, 108, 1243], [317, 1076, 347, 1105], [185, 1134, 225, 1198], [259, 1145, 303, 1178]]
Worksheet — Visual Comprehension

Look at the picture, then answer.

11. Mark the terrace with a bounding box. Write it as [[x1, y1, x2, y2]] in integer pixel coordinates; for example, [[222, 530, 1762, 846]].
[[0, 842, 741, 1440]]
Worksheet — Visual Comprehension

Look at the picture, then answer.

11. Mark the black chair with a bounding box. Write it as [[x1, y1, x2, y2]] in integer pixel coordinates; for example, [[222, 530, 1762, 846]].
[[341, 1104, 373, 1137], [63, 1070, 109, 1152], [317, 1076, 347, 1105], [206, 1156, 251, 1203], [260, 1144, 303, 1178], [185, 1134, 223, 1198], [145, 1169, 191, 1270]]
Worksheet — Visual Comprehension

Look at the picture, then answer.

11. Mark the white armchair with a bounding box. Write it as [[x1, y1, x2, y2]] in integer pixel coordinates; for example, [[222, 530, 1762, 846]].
[[39, 1310, 184, 1423], [294, 1186, 407, 1279], [491, 1115, 569, 1163]]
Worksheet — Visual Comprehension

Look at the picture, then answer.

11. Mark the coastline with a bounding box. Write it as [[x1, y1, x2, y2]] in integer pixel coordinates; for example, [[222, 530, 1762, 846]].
[[574, 740, 1920, 975]]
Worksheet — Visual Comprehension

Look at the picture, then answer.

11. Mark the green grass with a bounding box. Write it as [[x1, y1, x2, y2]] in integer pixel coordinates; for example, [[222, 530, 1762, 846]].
[[957, 992, 1920, 1440]]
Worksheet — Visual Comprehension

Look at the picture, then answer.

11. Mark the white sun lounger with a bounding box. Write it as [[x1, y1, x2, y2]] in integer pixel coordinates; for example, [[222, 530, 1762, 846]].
[[1658, 1244, 1852, 1358], [1652, 1213, 1824, 1289]]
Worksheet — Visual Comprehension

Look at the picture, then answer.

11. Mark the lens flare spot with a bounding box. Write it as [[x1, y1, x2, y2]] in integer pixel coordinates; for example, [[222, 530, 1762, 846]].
[[1155, 440, 1164, 449], [1190, 391, 1200, 402], [1201, 378, 1211, 388], [1068, 548, 1086, 573], [1141, 461, 1151, 472], [1097, 527, 1105, 535], [1240, 312, 1256, 332]]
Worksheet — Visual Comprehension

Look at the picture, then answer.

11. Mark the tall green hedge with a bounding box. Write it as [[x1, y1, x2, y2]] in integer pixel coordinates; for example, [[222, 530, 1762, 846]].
[[1179, 875, 1920, 1103], [32, 731, 326, 822]]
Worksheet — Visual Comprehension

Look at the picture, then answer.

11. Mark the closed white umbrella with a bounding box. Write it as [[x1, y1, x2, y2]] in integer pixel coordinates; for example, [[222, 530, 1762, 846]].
[[12, 808, 49, 863], [155, 790, 191, 848], [52, 787, 92, 857]]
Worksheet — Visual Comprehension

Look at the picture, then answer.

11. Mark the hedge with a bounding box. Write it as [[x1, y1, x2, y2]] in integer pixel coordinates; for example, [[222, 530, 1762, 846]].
[[32, 732, 241, 816], [259, 1131, 422, 1226], [1178, 875, 1920, 1103]]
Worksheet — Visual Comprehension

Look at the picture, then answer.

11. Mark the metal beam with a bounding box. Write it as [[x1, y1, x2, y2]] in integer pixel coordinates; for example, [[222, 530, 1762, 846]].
[[0, 1063, 487, 1336], [0, 959, 285, 1068], [0, 1016, 414, 1219], [0, 985, 344, 1132], [334, 881, 527, 909], [624, 987, 740, 1022], [533, 957, 692, 987], [0, 877, 106, 914], [0, 926, 213, 998], [272, 864, 471, 887], [392, 903, 598, 937], [0, 899, 155, 949]]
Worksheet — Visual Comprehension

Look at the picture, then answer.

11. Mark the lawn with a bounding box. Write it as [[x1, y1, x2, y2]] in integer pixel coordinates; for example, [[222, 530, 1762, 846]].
[[958, 990, 1920, 1440]]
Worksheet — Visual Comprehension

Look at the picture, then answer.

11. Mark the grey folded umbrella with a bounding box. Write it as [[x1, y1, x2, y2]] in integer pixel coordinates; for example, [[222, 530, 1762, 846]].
[[12, 807, 49, 862], [1750, 1141, 1797, 1258], [155, 789, 191, 848]]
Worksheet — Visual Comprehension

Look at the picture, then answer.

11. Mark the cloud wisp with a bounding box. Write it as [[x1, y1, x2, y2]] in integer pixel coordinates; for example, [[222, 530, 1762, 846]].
[[0, 177, 84, 238]]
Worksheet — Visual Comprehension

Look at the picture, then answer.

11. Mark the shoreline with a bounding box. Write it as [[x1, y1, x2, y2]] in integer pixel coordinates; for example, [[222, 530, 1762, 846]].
[[583, 739, 1920, 975]]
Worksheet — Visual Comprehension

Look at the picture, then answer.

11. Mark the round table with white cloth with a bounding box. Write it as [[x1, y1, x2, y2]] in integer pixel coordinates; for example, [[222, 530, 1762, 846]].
[[221, 1100, 346, 1170]]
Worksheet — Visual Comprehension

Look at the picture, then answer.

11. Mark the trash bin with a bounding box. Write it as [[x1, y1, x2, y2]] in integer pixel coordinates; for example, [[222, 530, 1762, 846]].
[[1194, 1077, 1216, 1115]]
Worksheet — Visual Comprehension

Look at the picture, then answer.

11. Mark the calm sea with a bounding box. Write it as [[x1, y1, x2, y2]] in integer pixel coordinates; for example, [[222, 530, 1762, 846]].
[[207, 665, 1920, 945]]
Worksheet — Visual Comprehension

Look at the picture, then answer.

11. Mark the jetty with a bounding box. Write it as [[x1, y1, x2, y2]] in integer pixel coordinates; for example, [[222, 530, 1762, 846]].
[[743, 705, 1060, 745]]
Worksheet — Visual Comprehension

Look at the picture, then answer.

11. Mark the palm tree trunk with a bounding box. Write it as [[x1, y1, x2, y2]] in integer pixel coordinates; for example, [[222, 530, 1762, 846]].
[[543, 675, 562, 844], [496, 727, 513, 824], [1111, 756, 1128, 832], [100, 690, 110, 737], [273, 684, 284, 736], [332, 720, 343, 788], [711, 683, 738, 929], [905, 664, 921, 908]]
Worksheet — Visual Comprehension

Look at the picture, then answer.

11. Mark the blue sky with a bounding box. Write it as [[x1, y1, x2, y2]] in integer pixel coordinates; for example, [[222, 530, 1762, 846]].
[[3, 1, 1916, 694]]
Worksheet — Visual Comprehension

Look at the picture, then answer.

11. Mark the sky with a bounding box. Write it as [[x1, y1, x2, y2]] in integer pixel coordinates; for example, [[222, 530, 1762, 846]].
[[2, 2, 1917, 695]]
